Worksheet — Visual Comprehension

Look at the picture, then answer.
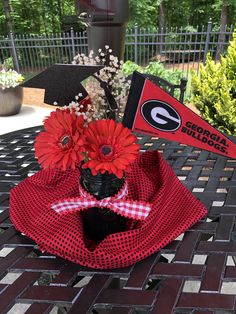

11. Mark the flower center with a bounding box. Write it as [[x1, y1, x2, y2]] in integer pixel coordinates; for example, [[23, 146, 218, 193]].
[[60, 135, 71, 148], [100, 145, 113, 157]]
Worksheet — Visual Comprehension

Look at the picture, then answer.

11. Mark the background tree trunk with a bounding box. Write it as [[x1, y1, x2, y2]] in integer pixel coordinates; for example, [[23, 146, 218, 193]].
[[216, 0, 229, 60], [158, 1, 165, 55], [56, 0, 64, 29], [2, 0, 19, 71], [158, 1, 165, 31], [3, 0, 14, 35]]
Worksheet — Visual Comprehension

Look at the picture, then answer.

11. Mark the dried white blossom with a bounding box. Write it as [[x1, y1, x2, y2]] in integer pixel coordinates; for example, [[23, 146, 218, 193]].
[[72, 47, 131, 120], [89, 50, 94, 58]]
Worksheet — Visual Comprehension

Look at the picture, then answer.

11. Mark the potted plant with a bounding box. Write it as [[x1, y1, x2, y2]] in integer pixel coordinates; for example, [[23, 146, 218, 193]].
[[0, 66, 24, 116]]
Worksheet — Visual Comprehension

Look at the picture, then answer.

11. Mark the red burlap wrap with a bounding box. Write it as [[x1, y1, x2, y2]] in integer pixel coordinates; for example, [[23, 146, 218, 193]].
[[10, 151, 207, 269]]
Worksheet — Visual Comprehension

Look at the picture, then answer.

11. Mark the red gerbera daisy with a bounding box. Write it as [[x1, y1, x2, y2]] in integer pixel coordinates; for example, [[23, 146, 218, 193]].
[[82, 119, 140, 178], [35, 108, 85, 170]]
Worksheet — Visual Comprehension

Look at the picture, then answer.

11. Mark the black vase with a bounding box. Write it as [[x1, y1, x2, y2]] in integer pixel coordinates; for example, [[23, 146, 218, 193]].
[[80, 167, 127, 243]]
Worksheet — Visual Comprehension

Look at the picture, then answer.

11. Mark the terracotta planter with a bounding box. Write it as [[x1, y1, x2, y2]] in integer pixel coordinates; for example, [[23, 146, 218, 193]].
[[0, 86, 23, 116]]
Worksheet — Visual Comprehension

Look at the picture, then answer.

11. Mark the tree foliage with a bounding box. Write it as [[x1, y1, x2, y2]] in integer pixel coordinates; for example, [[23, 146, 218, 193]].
[[128, 0, 236, 29], [0, 0, 235, 36], [0, 0, 76, 35], [128, 0, 160, 28]]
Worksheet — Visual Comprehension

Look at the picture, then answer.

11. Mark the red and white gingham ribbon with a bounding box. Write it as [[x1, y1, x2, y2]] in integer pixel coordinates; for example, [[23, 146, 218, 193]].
[[51, 183, 152, 220]]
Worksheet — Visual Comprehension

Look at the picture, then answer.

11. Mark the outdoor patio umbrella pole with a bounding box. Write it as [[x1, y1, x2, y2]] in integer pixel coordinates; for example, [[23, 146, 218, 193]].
[[76, 0, 129, 60]]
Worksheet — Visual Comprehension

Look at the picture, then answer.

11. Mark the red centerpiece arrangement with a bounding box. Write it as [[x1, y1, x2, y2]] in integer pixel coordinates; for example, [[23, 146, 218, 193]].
[[9, 53, 207, 269], [10, 104, 207, 268]]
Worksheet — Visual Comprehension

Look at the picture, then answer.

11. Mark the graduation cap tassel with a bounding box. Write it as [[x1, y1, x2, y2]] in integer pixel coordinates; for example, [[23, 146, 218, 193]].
[[92, 74, 118, 120]]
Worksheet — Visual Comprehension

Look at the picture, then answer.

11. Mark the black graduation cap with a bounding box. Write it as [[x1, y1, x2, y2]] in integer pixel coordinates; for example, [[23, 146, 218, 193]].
[[22, 64, 104, 106]]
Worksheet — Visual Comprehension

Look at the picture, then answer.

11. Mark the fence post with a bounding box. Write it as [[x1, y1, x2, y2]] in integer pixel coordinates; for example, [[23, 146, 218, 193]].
[[71, 27, 76, 57], [134, 24, 138, 64], [203, 18, 212, 64], [159, 27, 164, 55], [9, 31, 20, 72]]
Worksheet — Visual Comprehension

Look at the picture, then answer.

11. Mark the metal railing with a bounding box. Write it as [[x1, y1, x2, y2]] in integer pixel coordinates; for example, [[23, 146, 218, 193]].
[[125, 20, 234, 75], [0, 19, 234, 77]]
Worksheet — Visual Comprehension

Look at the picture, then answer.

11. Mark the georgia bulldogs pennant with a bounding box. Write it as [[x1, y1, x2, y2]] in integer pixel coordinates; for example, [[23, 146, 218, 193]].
[[123, 71, 236, 159]]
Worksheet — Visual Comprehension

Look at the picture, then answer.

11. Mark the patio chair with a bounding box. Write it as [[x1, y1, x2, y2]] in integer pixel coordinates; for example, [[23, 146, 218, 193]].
[[127, 73, 188, 104], [97, 73, 188, 120]]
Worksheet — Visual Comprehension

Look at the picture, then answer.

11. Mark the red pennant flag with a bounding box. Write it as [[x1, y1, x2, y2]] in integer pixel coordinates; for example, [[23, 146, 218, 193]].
[[123, 72, 236, 159]]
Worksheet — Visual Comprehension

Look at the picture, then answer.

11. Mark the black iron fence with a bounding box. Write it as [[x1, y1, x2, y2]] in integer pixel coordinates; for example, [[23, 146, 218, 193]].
[[0, 19, 234, 77]]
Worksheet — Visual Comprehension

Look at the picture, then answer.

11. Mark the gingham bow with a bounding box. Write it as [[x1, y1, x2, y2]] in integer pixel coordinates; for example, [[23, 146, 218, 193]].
[[51, 183, 152, 220]]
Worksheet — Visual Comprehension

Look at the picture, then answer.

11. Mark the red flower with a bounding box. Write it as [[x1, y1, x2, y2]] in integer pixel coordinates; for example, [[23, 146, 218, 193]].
[[82, 119, 140, 178], [35, 108, 85, 170]]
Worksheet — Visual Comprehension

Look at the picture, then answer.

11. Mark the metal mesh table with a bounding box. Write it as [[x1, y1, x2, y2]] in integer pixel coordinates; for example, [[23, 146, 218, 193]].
[[0, 126, 236, 313]]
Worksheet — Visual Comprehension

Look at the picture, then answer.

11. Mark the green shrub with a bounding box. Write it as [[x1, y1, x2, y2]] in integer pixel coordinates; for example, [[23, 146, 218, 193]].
[[144, 61, 166, 77], [146, 62, 183, 86], [122, 60, 183, 100], [1, 57, 14, 70], [123, 60, 183, 85], [122, 60, 143, 76], [191, 30, 236, 135]]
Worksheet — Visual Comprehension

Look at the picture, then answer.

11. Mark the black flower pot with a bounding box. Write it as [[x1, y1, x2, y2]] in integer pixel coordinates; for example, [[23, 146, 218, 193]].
[[80, 167, 127, 243]]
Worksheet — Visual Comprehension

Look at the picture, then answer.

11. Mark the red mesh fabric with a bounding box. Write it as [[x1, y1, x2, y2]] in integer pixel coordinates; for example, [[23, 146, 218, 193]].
[[10, 151, 207, 269]]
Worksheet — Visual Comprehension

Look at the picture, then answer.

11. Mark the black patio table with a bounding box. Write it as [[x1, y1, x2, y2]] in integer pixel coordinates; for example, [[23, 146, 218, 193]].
[[0, 125, 236, 314]]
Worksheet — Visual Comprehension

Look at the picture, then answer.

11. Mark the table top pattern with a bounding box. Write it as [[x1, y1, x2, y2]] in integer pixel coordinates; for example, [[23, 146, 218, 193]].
[[0, 126, 236, 314]]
